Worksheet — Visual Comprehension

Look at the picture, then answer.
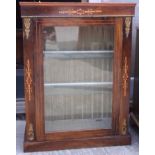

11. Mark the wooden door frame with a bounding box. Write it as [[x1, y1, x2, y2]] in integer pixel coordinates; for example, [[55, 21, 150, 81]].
[[34, 17, 123, 141]]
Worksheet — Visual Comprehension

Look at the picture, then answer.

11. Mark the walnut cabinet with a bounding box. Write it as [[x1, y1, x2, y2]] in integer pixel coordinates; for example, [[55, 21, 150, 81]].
[[20, 2, 135, 152]]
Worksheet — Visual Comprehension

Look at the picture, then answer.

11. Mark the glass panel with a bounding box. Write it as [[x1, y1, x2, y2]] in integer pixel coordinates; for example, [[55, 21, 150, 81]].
[[43, 25, 114, 132], [44, 54, 113, 83]]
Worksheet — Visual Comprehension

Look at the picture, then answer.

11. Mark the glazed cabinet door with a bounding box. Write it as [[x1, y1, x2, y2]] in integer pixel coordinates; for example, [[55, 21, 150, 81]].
[[34, 18, 123, 141]]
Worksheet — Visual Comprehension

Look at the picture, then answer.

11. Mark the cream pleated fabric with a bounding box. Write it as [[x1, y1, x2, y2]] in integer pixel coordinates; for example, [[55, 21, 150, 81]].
[[43, 25, 114, 132]]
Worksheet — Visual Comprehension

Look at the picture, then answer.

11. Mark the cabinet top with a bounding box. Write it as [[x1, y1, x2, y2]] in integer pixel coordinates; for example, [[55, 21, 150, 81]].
[[20, 2, 136, 18]]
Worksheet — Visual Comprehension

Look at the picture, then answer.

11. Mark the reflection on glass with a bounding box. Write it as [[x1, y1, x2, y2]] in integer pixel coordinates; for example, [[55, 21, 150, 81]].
[[43, 25, 114, 132], [43, 26, 114, 51]]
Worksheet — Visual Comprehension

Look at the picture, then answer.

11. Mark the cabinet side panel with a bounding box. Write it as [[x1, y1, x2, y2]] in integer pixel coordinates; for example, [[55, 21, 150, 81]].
[[112, 17, 123, 134], [119, 17, 132, 135], [23, 18, 36, 141], [34, 21, 45, 141]]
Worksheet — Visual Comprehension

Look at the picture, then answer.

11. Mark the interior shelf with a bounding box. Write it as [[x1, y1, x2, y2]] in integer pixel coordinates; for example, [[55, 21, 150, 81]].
[[44, 82, 112, 96], [44, 82, 112, 87], [44, 50, 113, 59]]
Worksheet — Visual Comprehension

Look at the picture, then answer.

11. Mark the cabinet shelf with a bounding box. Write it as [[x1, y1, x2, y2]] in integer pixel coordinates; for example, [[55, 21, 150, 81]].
[[44, 50, 113, 59], [44, 82, 112, 96], [44, 82, 112, 87]]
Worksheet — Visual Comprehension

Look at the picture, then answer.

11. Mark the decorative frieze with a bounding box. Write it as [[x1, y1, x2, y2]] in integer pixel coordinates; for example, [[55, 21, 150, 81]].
[[59, 8, 102, 15]]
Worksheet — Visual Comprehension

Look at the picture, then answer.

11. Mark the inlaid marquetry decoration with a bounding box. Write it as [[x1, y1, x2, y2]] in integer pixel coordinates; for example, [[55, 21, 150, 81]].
[[125, 17, 131, 38], [27, 123, 34, 141], [122, 119, 127, 135], [122, 56, 128, 97], [59, 8, 102, 16], [24, 18, 31, 39], [26, 59, 32, 101]]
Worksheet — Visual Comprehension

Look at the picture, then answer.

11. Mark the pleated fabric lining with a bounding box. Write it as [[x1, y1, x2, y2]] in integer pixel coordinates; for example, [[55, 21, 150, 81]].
[[43, 25, 114, 132]]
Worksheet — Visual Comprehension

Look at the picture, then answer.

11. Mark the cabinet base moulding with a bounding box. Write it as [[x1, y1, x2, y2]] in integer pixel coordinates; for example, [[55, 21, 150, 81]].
[[24, 133, 131, 152]]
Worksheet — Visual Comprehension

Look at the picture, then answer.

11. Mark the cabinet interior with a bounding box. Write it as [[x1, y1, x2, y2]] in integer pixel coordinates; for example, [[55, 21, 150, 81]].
[[43, 25, 114, 132]]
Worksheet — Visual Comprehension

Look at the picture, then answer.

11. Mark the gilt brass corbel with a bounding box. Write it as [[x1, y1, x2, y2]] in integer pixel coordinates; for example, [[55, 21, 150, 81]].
[[23, 18, 31, 39]]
